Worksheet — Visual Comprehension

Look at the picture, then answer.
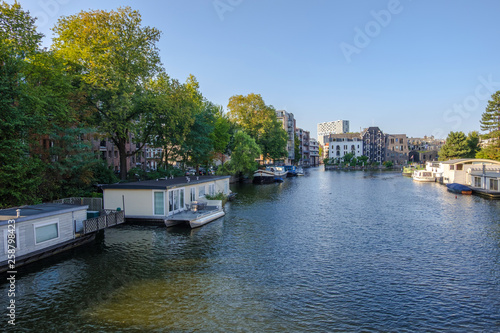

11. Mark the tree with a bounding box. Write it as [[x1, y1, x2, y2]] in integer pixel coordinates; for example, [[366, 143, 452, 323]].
[[466, 131, 480, 158], [223, 131, 261, 178], [211, 107, 232, 165], [145, 73, 197, 168], [479, 91, 500, 160], [438, 131, 470, 161], [294, 136, 300, 164], [227, 93, 287, 162], [52, 7, 162, 179], [0, 2, 46, 207]]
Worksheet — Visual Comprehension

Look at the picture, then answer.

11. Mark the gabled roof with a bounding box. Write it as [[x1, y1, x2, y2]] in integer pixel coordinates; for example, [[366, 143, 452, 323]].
[[441, 158, 500, 165], [101, 175, 231, 190]]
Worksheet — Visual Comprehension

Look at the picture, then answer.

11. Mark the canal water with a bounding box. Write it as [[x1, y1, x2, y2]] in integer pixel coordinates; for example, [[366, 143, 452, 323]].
[[2, 168, 500, 332]]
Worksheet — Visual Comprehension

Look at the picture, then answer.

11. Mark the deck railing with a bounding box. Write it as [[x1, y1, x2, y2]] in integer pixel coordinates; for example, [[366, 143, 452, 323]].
[[53, 197, 103, 211], [82, 210, 125, 234]]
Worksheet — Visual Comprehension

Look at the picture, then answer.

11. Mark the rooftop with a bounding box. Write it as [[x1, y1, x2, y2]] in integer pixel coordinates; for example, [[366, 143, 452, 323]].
[[441, 158, 500, 165], [0, 203, 87, 223], [101, 175, 231, 190]]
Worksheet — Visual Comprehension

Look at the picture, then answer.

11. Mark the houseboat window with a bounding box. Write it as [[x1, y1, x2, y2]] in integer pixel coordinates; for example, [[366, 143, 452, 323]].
[[199, 186, 205, 197], [474, 177, 482, 188], [209, 184, 215, 196], [457, 164, 463, 171], [154, 191, 165, 215], [190, 187, 196, 201], [3, 229, 19, 254], [168, 191, 174, 213], [490, 179, 498, 191], [180, 189, 184, 208], [34, 221, 59, 244], [450, 165, 455, 170]]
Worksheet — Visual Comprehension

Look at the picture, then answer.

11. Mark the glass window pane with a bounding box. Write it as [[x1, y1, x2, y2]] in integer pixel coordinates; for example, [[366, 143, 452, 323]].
[[154, 192, 164, 215], [35, 223, 58, 243], [180, 189, 184, 208], [168, 191, 173, 212]]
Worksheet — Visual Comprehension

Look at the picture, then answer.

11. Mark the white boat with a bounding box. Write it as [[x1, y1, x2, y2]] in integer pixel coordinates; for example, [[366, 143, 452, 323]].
[[412, 170, 435, 182], [189, 208, 225, 228], [296, 167, 304, 176]]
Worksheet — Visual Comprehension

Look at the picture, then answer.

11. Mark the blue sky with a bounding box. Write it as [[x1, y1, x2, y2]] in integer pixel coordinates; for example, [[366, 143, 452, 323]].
[[9, 0, 500, 139]]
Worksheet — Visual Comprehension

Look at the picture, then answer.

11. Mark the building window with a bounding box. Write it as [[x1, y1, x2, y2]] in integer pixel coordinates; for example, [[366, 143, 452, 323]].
[[199, 186, 206, 198], [3, 228, 20, 254], [34, 221, 59, 244], [190, 187, 196, 201], [490, 179, 498, 191], [208, 184, 215, 196], [450, 165, 455, 170], [474, 177, 482, 188], [456, 164, 463, 171], [154, 191, 165, 215]]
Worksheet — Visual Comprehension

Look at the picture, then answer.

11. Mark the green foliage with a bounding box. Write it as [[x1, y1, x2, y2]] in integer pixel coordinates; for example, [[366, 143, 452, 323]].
[[205, 192, 227, 201], [439, 131, 470, 161], [478, 91, 500, 161], [383, 161, 394, 168], [127, 166, 183, 181], [222, 131, 261, 178], [466, 131, 481, 158], [227, 93, 287, 162], [52, 7, 163, 179]]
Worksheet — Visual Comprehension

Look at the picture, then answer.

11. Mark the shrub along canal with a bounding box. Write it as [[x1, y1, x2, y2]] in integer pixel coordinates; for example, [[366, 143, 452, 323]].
[[2, 168, 500, 332]]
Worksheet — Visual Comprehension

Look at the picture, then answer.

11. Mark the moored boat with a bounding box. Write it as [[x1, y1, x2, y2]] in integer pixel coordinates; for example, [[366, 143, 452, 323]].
[[253, 169, 275, 184], [284, 165, 298, 177], [446, 183, 472, 195], [412, 170, 435, 182], [296, 167, 304, 176]]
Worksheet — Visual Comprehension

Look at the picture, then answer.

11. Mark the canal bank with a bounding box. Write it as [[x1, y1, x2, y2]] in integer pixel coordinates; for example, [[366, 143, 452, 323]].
[[2, 168, 500, 332]]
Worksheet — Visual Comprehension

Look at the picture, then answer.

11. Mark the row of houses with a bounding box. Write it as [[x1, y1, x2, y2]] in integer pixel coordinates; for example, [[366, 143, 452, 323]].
[[276, 110, 320, 167]]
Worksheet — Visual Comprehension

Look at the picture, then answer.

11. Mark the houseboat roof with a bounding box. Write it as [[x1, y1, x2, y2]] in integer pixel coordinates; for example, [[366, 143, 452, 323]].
[[0, 203, 88, 224], [470, 170, 500, 178], [441, 158, 500, 165], [101, 175, 231, 190]]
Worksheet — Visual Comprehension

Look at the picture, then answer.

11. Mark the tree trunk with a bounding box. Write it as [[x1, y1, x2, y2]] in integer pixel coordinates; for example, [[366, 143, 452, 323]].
[[118, 139, 128, 180]]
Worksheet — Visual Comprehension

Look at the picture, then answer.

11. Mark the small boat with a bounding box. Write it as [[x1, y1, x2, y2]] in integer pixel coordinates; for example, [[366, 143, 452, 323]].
[[446, 183, 472, 195], [296, 167, 304, 176], [412, 170, 435, 182], [284, 165, 298, 177], [189, 209, 225, 228], [253, 166, 288, 184], [253, 169, 275, 184], [165, 200, 225, 228]]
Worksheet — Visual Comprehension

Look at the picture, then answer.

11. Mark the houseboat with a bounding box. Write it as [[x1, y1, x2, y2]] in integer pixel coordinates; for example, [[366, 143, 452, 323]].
[[0, 202, 124, 272], [101, 175, 231, 227], [253, 166, 288, 184], [412, 170, 435, 182]]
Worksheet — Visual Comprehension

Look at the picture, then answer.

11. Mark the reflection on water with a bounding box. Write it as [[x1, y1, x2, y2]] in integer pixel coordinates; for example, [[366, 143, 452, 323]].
[[1, 168, 500, 332]]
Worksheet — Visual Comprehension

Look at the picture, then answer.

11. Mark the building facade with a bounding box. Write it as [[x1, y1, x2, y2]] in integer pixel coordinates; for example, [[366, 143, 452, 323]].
[[276, 110, 295, 165], [309, 138, 320, 167], [317, 120, 350, 145], [328, 137, 364, 160], [362, 127, 386, 164], [385, 134, 409, 165]]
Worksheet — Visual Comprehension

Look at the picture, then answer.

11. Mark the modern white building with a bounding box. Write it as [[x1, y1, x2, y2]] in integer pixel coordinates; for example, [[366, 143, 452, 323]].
[[318, 120, 349, 145], [328, 138, 364, 160]]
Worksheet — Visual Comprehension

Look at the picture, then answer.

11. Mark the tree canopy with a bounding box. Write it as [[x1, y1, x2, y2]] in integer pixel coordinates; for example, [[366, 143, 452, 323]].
[[478, 91, 500, 160], [438, 131, 470, 161], [51, 6, 163, 179]]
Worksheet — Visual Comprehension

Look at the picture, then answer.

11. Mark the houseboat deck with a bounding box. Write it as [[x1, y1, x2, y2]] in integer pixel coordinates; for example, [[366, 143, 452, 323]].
[[166, 205, 225, 228], [471, 188, 500, 199]]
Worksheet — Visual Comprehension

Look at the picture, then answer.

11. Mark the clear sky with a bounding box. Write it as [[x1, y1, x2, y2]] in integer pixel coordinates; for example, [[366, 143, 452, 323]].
[[8, 0, 500, 139]]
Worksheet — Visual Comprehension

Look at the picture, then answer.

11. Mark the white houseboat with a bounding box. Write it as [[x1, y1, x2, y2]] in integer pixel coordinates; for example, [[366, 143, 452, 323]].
[[412, 170, 435, 182], [0, 203, 124, 272], [101, 175, 231, 228]]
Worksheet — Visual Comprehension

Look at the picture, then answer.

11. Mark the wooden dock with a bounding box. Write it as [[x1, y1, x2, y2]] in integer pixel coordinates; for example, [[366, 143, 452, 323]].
[[471, 188, 500, 199]]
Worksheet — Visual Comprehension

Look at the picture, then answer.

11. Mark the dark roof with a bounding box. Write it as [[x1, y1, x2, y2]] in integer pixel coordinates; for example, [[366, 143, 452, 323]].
[[0, 203, 87, 223], [101, 175, 231, 190]]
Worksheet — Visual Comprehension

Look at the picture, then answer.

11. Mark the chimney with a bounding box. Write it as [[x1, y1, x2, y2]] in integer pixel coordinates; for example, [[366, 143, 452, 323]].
[[16, 209, 20, 218]]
